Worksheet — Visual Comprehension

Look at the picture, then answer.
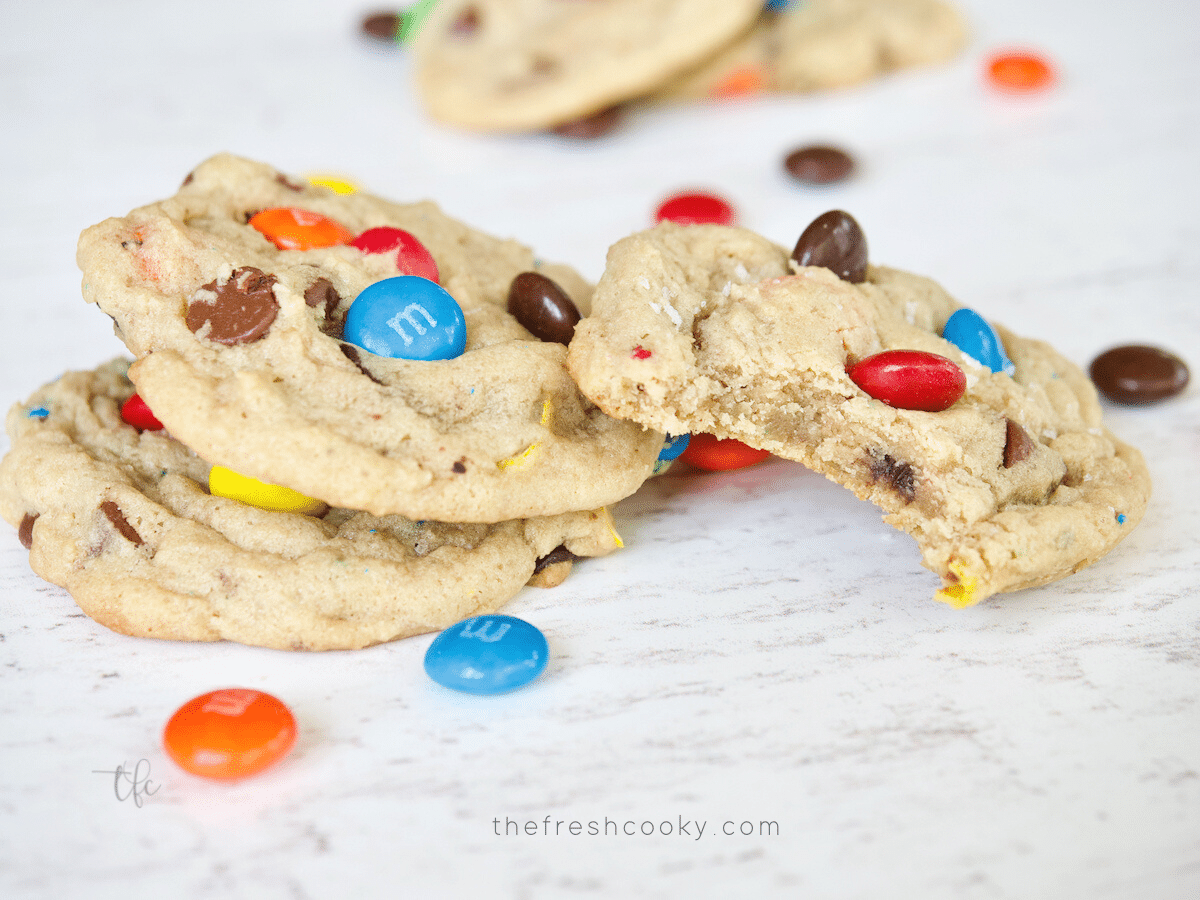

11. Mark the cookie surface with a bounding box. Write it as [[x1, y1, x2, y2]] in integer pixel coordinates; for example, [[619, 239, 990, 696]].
[[0, 361, 624, 650], [77, 154, 660, 523], [413, 0, 762, 131], [654, 0, 967, 101], [568, 222, 1151, 605]]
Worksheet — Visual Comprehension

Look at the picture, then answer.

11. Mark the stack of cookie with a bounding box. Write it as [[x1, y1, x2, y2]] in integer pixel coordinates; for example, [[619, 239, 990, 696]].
[[0, 154, 662, 650], [1, 154, 1152, 651], [412, 0, 969, 132]]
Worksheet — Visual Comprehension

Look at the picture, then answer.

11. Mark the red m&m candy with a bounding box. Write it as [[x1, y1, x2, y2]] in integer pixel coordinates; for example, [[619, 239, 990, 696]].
[[163, 688, 297, 780], [655, 192, 736, 226], [848, 350, 966, 412], [249, 207, 353, 251], [351, 226, 440, 283], [120, 393, 163, 431], [681, 433, 770, 471]]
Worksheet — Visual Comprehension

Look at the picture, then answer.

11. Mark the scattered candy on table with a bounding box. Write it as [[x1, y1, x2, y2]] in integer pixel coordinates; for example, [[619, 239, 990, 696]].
[[351, 226, 440, 282], [507, 272, 581, 345], [942, 308, 1015, 375], [163, 688, 297, 780], [711, 66, 766, 99], [1089, 344, 1190, 405], [783, 145, 856, 185], [986, 51, 1055, 92], [343, 276, 467, 361], [360, 11, 404, 44], [397, 0, 438, 43], [424, 615, 550, 695], [848, 349, 966, 412], [120, 393, 164, 431], [209, 465, 327, 516], [681, 433, 771, 472], [792, 210, 868, 283], [249, 207, 353, 251], [655, 192, 736, 226]]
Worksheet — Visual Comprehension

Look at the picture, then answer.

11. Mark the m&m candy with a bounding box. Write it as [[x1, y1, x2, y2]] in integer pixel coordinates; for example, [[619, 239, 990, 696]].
[[120, 393, 164, 431], [351, 227, 440, 283], [848, 350, 966, 412], [209, 465, 327, 516], [942, 308, 1015, 375], [986, 52, 1055, 92], [658, 433, 691, 462], [163, 688, 297, 780], [680, 433, 770, 471], [249, 207, 353, 251], [343, 276, 466, 361], [424, 615, 549, 695], [655, 192, 736, 226]]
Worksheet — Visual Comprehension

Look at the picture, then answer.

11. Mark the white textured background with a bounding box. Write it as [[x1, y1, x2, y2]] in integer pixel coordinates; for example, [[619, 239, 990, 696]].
[[1, 1, 1197, 898]]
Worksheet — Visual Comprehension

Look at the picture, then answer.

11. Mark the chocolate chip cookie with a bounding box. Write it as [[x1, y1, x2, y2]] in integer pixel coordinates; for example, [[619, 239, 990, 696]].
[[567, 217, 1150, 606], [0, 360, 624, 650], [77, 154, 661, 523], [412, 0, 763, 131], [653, 0, 967, 102]]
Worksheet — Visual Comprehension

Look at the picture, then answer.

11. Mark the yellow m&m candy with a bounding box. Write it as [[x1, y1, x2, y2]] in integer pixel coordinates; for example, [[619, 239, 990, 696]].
[[208, 466, 326, 516]]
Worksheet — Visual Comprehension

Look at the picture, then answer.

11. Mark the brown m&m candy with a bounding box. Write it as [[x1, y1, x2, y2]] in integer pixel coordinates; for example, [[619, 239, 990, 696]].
[[1089, 345, 1189, 405], [507, 272, 580, 345], [783, 145, 856, 185], [792, 210, 868, 283]]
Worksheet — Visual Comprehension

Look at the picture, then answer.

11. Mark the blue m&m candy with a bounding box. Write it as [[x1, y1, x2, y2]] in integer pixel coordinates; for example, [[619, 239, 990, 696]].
[[942, 308, 1015, 376], [657, 433, 690, 462], [343, 276, 466, 361], [424, 615, 549, 695]]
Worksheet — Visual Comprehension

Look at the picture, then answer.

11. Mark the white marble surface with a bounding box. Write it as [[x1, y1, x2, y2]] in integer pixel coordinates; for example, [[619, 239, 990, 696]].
[[1, 1, 1198, 897]]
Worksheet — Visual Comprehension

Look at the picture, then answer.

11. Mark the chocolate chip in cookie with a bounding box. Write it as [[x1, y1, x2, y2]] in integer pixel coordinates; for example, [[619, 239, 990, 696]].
[[187, 267, 279, 345]]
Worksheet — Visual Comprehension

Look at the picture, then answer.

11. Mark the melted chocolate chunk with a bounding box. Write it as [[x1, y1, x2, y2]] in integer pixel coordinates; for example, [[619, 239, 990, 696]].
[[783, 145, 856, 185], [101, 501, 143, 546], [791, 210, 868, 283], [869, 453, 916, 503], [305, 277, 345, 337], [552, 106, 623, 139], [339, 343, 384, 384], [533, 544, 579, 574], [18, 513, 37, 550], [1003, 418, 1035, 468], [452, 459, 467, 474], [181, 171, 194, 187], [507, 272, 580, 345], [1089, 344, 1189, 405], [186, 267, 279, 345]]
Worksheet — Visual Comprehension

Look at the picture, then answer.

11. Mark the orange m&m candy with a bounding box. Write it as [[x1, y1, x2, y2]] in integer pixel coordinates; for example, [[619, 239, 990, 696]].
[[680, 433, 771, 471], [163, 688, 297, 780], [249, 207, 353, 251], [986, 51, 1055, 92]]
